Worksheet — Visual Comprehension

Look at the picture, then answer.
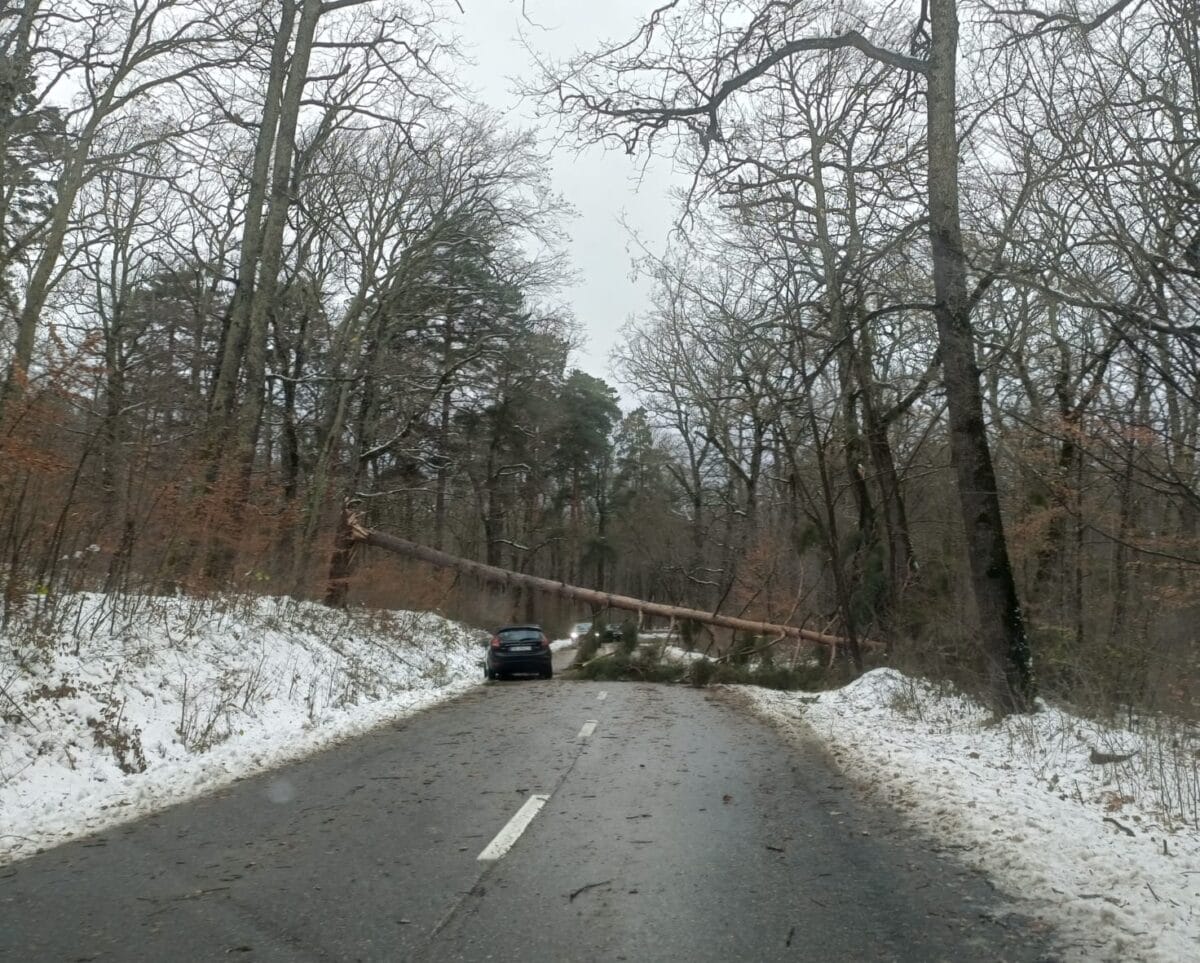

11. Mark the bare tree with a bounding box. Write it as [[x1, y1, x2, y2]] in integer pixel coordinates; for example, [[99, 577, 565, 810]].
[[1, 0, 236, 411], [535, 0, 1035, 710]]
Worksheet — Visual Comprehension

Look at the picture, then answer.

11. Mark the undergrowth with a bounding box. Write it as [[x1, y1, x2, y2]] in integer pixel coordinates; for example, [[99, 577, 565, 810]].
[[576, 651, 684, 683], [572, 646, 837, 691]]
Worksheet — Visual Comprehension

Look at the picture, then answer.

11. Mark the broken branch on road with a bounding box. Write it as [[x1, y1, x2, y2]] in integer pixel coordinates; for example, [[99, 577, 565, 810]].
[[568, 879, 612, 902]]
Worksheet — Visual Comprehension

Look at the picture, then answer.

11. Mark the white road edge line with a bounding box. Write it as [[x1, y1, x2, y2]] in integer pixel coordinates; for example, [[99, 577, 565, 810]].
[[477, 794, 549, 862], [597, 691, 607, 701], [577, 720, 598, 741]]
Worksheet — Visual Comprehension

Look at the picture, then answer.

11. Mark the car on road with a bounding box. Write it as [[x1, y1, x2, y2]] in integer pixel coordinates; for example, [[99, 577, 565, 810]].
[[568, 621, 592, 641], [485, 624, 552, 680]]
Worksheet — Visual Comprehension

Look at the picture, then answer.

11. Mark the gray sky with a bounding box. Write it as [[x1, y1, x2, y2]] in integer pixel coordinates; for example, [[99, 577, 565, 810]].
[[452, 2, 690, 394]]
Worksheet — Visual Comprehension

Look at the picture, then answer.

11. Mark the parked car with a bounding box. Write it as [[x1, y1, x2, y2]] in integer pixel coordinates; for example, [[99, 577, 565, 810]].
[[485, 624, 552, 680], [569, 621, 592, 641]]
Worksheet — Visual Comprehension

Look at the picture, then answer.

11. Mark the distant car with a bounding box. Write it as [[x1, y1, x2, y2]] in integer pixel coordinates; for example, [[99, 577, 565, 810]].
[[603, 623, 625, 641], [485, 624, 552, 680], [569, 621, 592, 641]]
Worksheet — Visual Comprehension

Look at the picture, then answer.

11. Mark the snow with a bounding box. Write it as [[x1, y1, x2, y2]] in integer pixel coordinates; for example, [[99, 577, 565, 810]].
[[549, 637, 575, 652], [5, 595, 1198, 962], [0, 592, 484, 864], [660, 644, 711, 663], [743, 669, 1200, 963]]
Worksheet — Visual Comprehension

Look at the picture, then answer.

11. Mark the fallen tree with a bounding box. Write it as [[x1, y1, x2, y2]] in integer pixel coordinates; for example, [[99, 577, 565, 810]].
[[335, 512, 876, 652]]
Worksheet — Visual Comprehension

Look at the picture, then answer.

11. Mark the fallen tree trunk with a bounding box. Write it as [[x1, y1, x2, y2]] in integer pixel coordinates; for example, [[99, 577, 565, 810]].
[[345, 514, 876, 650]]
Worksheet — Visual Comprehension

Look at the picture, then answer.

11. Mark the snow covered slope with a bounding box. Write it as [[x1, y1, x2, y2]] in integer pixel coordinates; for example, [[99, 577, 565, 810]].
[[0, 593, 484, 863], [5, 598, 1198, 962], [745, 669, 1200, 963]]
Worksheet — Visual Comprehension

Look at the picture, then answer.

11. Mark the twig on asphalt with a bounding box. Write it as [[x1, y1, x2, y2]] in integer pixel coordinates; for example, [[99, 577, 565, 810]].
[[568, 879, 612, 902]]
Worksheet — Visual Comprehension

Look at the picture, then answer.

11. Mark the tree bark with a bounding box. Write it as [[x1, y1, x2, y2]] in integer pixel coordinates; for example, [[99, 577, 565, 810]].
[[927, 0, 1033, 712], [853, 320, 917, 603], [234, 0, 323, 467], [207, 0, 296, 428], [323, 504, 361, 608], [344, 518, 879, 649]]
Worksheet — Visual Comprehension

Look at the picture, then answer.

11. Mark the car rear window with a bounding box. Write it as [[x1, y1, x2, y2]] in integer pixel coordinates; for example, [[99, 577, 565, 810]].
[[498, 628, 543, 642]]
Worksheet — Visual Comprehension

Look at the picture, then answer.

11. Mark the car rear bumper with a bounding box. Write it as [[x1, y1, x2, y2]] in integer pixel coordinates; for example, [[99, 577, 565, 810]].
[[488, 650, 552, 674]]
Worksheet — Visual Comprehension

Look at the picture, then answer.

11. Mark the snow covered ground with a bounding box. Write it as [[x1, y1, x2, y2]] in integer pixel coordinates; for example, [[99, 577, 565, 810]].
[[744, 669, 1200, 963], [5, 597, 1198, 962], [660, 643, 711, 663], [0, 592, 485, 864]]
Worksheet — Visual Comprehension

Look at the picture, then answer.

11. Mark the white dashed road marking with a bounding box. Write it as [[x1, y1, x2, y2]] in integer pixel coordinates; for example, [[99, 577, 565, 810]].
[[577, 720, 598, 741], [477, 795, 549, 862]]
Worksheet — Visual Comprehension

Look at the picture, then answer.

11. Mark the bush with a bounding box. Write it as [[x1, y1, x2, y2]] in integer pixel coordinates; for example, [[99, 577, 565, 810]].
[[748, 661, 831, 691], [689, 658, 717, 687], [575, 631, 601, 664], [568, 641, 835, 691], [576, 651, 684, 684], [729, 631, 758, 666], [619, 620, 639, 655], [686, 656, 832, 691], [575, 653, 628, 681]]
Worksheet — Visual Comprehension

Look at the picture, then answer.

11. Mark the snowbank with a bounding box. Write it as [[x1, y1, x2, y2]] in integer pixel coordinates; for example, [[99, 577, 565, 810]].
[[744, 669, 1200, 963], [660, 644, 711, 663], [0, 593, 483, 864]]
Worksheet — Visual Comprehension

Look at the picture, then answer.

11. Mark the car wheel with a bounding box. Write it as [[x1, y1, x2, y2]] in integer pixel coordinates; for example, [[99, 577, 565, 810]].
[[540, 666, 553, 679]]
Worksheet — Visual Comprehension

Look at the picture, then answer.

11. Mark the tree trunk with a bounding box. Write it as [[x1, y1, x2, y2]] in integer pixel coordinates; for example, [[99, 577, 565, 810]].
[[324, 504, 361, 608], [202, 0, 303, 582], [854, 320, 917, 603], [207, 0, 296, 428], [346, 519, 878, 649], [804, 397, 864, 671], [433, 356, 453, 551], [234, 0, 323, 469], [927, 0, 1033, 712]]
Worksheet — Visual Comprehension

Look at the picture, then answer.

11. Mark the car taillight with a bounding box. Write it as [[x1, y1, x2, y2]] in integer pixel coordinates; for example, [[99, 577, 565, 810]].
[[540, 635, 550, 649], [490, 636, 500, 649]]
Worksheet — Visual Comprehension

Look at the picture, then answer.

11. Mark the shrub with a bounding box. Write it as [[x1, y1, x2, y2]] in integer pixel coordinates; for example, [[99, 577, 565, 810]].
[[568, 640, 836, 691], [729, 631, 758, 666], [575, 651, 684, 684], [576, 631, 601, 663], [689, 658, 717, 687], [685, 656, 833, 691], [619, 619, 639, 655], [748, 661, 830, 691], [88, 695, 148, 774]]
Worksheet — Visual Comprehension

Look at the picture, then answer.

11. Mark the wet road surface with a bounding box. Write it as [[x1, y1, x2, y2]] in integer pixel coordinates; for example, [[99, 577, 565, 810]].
[[0, 660, 1057, 962]]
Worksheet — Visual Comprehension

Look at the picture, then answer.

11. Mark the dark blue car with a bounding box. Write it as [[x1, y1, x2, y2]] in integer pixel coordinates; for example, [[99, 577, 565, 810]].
[[485, 624, 553, 680]]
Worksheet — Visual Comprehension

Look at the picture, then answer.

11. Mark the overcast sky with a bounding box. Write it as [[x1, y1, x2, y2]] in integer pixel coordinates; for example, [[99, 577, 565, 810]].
[[451, 2, 691, 396]]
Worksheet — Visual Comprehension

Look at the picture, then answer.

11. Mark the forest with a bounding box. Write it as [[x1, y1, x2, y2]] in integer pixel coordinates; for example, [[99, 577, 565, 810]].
[[1, 0, 1197, 719]]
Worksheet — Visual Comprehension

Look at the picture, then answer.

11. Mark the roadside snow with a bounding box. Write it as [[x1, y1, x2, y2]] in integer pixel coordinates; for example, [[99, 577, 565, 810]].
[[7, 600, 1198, 963], [744, 669, 1200, 963], [0, 593, 483, 864], [661, 645, 711, 663], [549, 638, 575, 652]]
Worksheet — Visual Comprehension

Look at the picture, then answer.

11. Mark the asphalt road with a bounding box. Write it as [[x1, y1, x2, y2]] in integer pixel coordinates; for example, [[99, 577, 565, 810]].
[[0, 653, 1057, 962]]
